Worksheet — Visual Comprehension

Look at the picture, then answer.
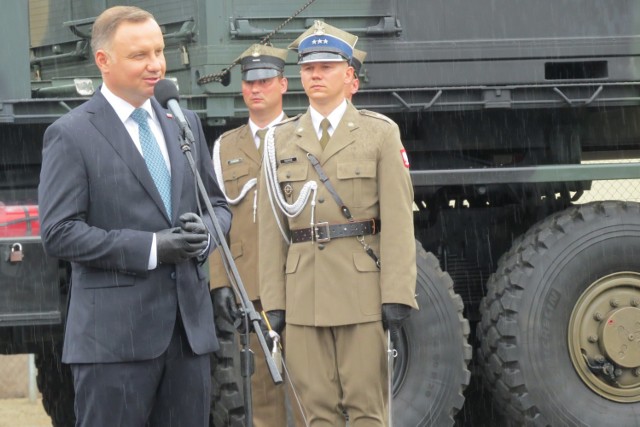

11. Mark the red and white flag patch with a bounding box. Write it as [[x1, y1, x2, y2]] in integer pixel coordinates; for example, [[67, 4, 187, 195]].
[[166, 113, 174, 119], [400, 148, 410, 168]]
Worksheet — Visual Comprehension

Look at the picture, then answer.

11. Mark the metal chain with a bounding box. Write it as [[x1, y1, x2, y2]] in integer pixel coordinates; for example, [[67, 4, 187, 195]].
[[197, 0, 319, 85]]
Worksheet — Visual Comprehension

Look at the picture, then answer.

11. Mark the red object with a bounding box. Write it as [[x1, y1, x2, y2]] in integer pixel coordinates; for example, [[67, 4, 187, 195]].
[[0, 204, 40, 237], [400, 148, 410, 168]]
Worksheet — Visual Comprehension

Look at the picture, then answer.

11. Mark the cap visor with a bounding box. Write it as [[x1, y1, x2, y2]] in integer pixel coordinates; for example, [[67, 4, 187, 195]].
[[298, 52, 347, 64], [243, 68, 280, 81]]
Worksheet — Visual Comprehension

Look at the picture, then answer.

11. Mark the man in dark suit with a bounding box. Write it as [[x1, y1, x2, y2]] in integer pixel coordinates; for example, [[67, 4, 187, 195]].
[[38, 6, 231, 427]]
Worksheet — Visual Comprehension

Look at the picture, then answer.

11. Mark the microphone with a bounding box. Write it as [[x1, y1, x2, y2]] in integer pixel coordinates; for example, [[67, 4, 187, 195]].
[[153, 79, 194, 143]]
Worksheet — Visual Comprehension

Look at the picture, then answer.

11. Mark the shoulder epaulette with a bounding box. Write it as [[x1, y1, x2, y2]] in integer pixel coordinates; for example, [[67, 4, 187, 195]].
[[218, 124, 247, 142], [359, 109, 395, 125], [273, 114, 302, 127]]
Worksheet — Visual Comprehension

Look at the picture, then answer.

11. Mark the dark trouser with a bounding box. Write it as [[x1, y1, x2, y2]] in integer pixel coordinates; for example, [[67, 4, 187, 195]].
[[70, 319, 211, 427]]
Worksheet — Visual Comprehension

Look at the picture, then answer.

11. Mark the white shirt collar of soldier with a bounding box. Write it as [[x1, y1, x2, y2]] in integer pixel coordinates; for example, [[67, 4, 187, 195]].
[[249, 112, 285, 148], [309, 100, 347, 140]]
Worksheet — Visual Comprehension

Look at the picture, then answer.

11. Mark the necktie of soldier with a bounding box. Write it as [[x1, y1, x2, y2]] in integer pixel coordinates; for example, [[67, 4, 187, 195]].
[[256, 128, 268, 151], [319, 118, 331, 150], [130, 108, 172, 219]]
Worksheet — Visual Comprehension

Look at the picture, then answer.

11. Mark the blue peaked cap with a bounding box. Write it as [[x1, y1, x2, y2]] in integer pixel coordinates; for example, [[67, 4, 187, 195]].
[[298, 34, 353, 62], [289, 21, 358, 64]]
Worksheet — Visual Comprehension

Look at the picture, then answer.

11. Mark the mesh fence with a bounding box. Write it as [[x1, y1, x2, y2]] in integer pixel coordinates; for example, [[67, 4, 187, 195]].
[[575, 159, 640, 204]]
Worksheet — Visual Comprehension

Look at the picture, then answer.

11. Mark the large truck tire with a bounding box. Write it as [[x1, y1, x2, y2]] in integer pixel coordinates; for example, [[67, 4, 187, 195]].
[[392, 241, 471, 426], [35, 343, 75, 427], [210, 311, 246, 427], [477, 201, 640, 426]]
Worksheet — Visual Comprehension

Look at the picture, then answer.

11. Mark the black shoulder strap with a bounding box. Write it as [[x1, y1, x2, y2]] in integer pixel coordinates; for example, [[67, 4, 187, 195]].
[[306, 153, 353, 221], [306, 152, 381, 269]]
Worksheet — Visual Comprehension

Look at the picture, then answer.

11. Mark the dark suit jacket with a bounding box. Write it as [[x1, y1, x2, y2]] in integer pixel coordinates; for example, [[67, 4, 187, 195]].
[[38, 89, 231, 364]]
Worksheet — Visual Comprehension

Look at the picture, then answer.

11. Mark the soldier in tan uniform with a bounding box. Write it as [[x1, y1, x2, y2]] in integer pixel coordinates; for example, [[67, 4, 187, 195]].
[[209, 44, 289, 427], [345, 48, 366, 100], [258, 21, 418, 426]]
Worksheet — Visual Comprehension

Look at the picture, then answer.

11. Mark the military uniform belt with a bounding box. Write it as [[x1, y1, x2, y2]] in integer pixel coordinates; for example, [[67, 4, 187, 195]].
[[290, 219, 380, 244]]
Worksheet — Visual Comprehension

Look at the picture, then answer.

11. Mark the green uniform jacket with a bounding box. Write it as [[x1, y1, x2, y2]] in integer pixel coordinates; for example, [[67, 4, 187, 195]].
[[258, 103, 418, 326], [209, 124, 262, 300]]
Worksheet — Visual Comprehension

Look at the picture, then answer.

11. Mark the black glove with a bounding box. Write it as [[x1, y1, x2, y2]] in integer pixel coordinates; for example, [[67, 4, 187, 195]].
[[382, 303, 412, 338], [212, 287, 239, 324], [179, 212, 207, 235], [156, 227, 208, 264], [259, 310, 286, 351], [180, 212, 210, 262]]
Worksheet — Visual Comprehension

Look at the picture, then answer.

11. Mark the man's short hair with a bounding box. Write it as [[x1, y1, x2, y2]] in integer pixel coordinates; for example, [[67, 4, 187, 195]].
[[91, 6, 155, 54]]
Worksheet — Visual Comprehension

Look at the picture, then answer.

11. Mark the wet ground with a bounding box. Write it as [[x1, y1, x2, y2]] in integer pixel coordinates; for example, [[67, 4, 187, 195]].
[[0, 398, 51, 427], [0, 375, 504, 427]]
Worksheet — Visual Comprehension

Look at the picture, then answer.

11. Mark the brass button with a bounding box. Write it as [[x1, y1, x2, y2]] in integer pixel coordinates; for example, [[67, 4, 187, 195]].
[[318, 244, 325, 250], [318, 197, 325, 203], [286, 172, 291, 178]]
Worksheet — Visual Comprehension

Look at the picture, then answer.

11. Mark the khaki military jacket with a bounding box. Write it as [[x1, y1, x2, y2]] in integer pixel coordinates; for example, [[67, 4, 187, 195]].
[[209, 124, 263, 300], [258, 102, 418, 327]]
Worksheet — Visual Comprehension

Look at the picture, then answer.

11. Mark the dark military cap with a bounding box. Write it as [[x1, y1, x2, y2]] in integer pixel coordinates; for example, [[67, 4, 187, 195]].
[[289, 20, 358, 64], [351, 48, 367, 79], [237, 44, 289, 81]]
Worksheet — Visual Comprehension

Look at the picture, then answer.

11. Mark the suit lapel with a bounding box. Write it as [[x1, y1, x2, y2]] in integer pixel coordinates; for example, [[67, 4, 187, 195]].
[[153, 98, 184, 224], [87, 92, 171, 223], [321, 103, 360, 164]]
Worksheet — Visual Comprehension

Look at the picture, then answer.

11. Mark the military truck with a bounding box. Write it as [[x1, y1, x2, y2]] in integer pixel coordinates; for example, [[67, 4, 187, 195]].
[[2, 0, 640, 426]]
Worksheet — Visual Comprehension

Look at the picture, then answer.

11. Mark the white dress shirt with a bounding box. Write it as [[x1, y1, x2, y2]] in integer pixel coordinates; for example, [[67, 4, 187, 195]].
[[309, 100, 348, 140]]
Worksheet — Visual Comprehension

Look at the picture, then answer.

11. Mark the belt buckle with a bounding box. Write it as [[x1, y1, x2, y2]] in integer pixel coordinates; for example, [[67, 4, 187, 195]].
[[314, 222, 331, 243]]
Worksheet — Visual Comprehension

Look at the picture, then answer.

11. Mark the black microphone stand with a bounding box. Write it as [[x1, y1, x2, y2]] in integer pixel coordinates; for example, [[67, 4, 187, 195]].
[[174, 119, 281, 427]]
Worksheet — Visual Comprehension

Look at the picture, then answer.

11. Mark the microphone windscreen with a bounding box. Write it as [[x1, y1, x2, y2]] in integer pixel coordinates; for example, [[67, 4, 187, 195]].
[[153, 79, 180, 109]]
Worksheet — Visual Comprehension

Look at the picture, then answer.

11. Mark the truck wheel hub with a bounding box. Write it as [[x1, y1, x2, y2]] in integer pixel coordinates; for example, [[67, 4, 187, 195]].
[[568, 272, 640, 403]]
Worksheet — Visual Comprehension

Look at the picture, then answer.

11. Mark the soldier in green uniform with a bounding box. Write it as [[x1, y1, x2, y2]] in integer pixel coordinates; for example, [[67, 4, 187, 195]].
[[258, 21, 418, 426], [209, 43, 289, 427], [345, 48, 366, 100]]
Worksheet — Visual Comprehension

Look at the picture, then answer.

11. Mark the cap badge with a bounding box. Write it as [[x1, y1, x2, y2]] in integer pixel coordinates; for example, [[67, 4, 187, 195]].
[[313, 21, 326, 36]]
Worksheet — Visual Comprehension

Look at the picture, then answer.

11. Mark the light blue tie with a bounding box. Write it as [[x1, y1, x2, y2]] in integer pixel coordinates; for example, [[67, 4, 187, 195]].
[[130, 108, 172, 218]]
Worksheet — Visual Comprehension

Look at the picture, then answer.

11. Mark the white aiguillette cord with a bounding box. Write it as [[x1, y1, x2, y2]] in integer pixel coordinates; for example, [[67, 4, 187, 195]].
[[263, 127, 318, 243], [212, 137, 258, 206]]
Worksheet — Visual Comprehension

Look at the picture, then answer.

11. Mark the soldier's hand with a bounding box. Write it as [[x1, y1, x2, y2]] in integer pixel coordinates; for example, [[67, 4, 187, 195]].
[[265, 310, 285, 335], [381, 303, 412, 338], [212, 287, 240, 324], [259, 310, 285, 351], [156, 227, 208, 264]]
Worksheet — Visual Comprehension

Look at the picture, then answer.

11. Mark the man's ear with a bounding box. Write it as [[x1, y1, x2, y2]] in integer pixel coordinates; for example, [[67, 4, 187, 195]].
[[351, 78, 360, 95], [280, 77, 288, 94], [95, 50, 110, 73], [345, 65, 355, 83]]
